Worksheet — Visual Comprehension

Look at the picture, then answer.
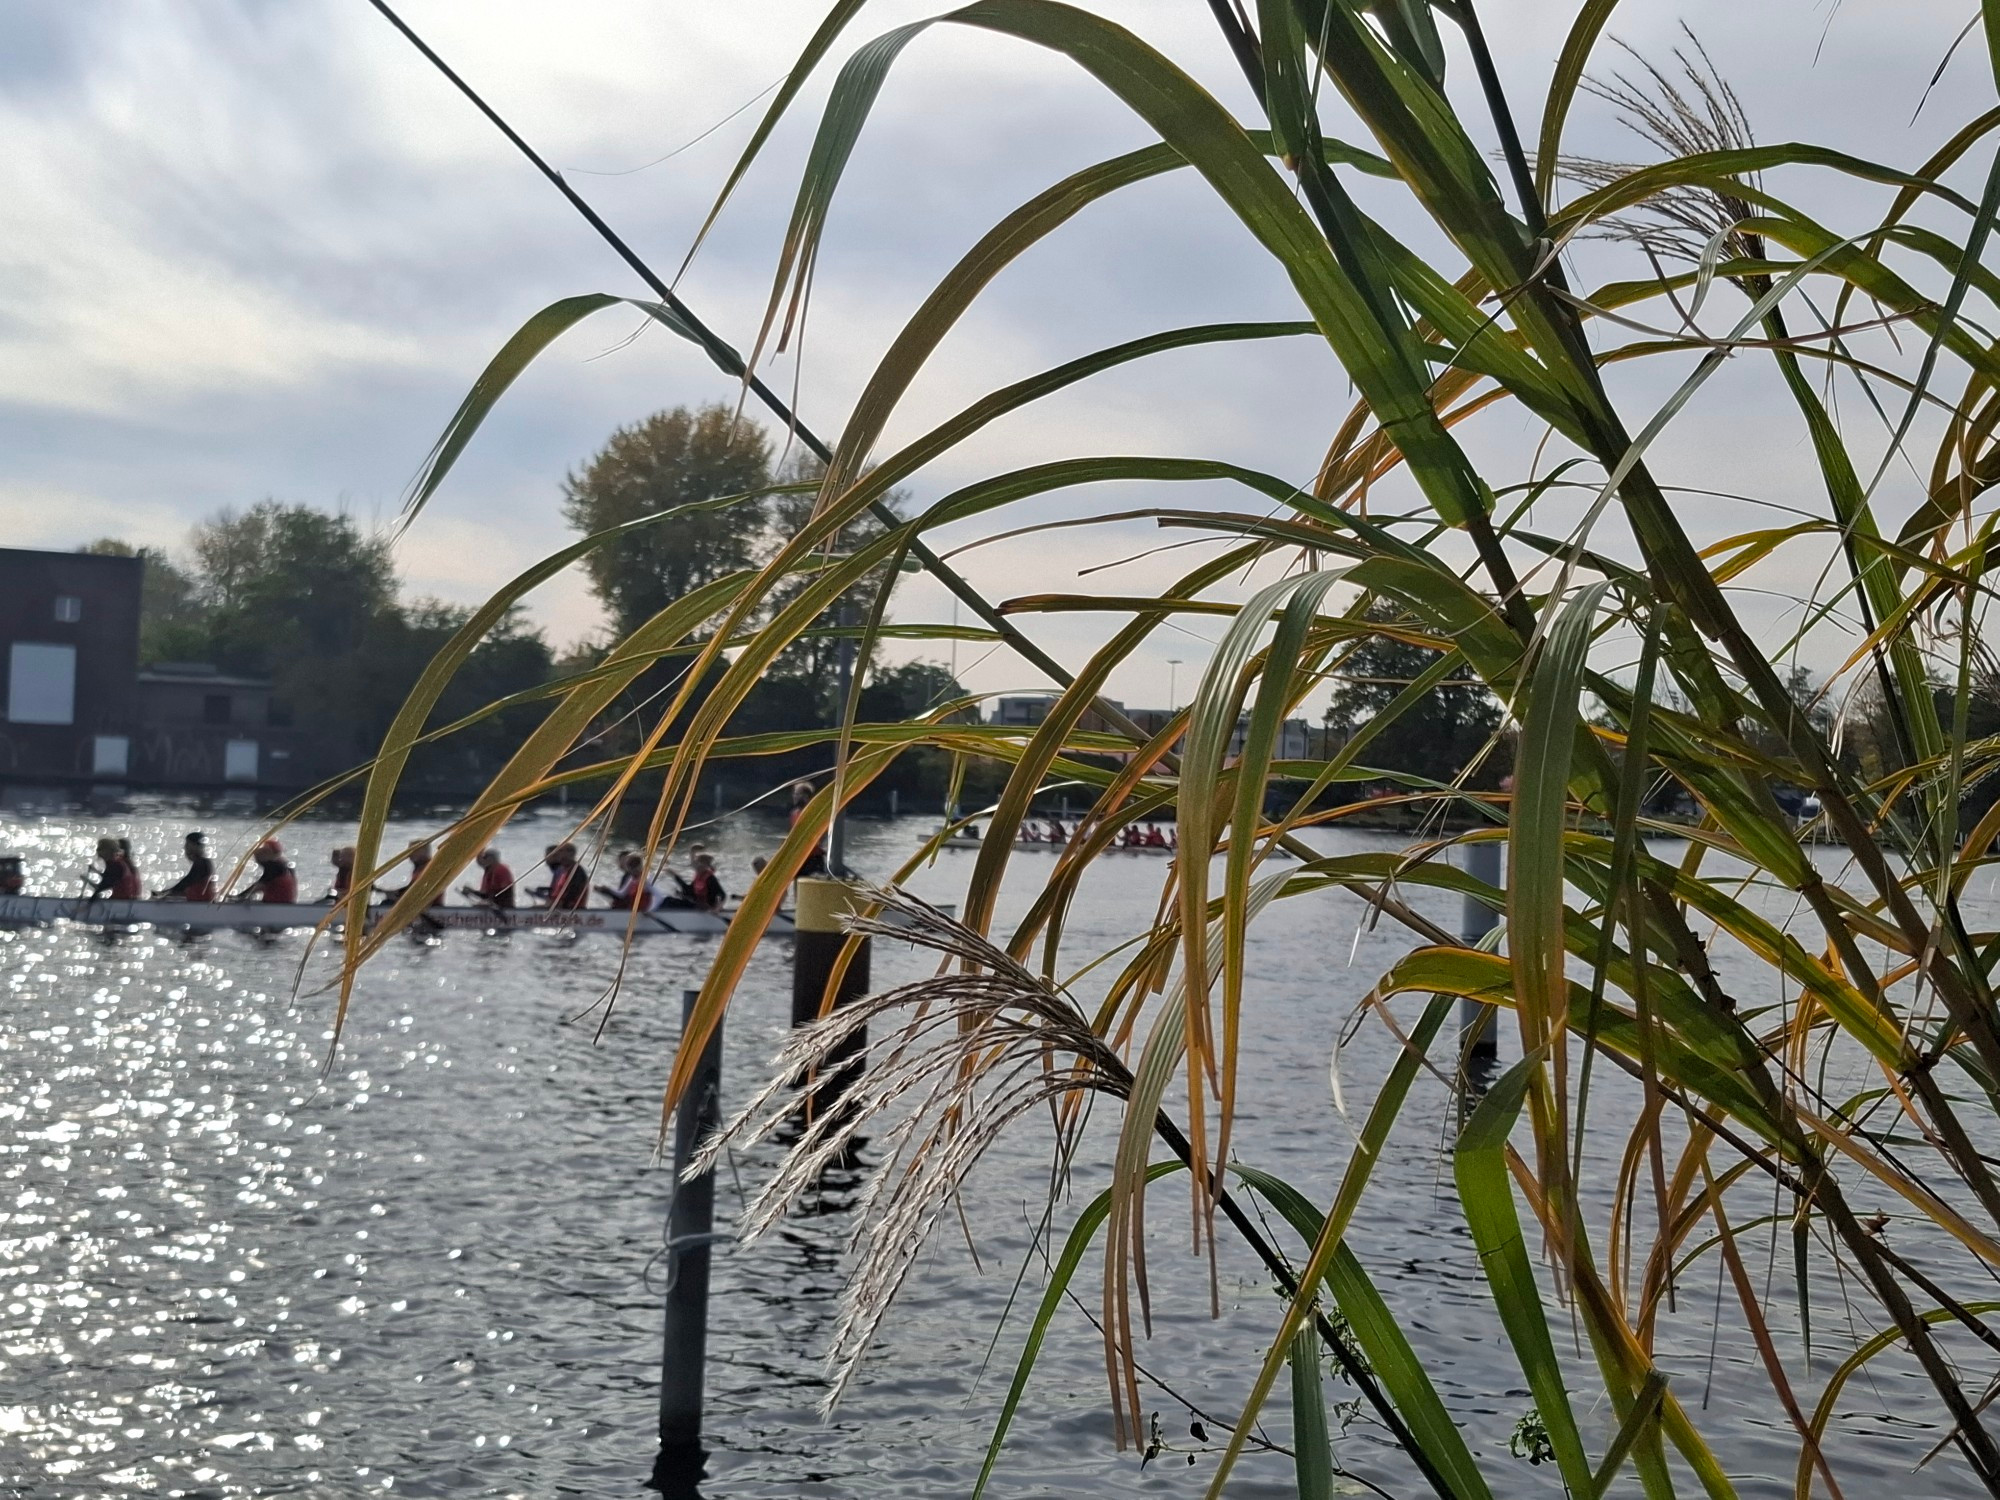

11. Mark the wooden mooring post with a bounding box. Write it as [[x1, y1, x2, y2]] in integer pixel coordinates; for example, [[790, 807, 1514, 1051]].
[[650, 988, 723, 1496]]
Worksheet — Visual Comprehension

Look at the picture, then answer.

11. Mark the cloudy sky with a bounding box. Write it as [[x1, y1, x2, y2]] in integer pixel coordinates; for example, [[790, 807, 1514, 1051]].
[[0, 1, 1986, 712]]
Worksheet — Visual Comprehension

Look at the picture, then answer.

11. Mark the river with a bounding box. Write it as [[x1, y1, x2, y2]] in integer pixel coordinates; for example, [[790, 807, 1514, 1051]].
[[0, 805, 1982, 1496]]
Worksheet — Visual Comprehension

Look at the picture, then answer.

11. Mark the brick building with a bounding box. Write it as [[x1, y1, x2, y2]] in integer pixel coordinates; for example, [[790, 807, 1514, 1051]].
[[0, 547, 305, 792], [0, 548, 143, 780]]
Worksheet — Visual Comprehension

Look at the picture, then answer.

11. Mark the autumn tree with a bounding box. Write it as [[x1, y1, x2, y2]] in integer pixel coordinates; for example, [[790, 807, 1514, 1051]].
[[560, 404, 774, 636]]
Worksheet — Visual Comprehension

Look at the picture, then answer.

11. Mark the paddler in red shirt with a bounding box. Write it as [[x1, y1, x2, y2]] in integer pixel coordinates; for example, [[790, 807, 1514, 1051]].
[[89, 837, 142, 899], [156, 831, 216, 902], [461, 847, 516, 909], [246, 840, 297, 904]]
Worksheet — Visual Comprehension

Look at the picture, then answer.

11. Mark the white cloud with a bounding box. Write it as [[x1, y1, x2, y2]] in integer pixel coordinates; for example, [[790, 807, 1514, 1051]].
[[0, 0, 1990, 715]]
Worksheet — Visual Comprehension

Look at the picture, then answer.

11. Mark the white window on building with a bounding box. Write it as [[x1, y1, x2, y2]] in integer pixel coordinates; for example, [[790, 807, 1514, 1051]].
[[224, 739, 259, 783], [53, 596, 82, 623], [92, 735, 129, 776], [7, 643, 77, 725]]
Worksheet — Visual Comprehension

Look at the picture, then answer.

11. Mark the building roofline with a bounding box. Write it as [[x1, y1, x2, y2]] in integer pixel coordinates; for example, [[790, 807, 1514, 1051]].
[[0, 546, 143, 566], [137, 669, 274, 689]]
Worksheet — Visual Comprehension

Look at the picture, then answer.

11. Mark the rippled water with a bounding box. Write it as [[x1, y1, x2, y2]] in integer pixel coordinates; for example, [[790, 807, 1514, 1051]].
[[0, 806, 1987, 1496]]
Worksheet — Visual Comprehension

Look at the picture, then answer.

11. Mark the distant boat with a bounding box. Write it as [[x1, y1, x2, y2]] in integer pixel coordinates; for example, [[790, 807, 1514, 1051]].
[[931, 828, 1293, 858], [934, 827, 1176, 855], [0, 893, 794, 938]]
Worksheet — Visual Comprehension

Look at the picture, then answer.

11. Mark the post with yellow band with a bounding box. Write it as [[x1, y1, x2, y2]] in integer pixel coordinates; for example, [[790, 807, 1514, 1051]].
[[790, 877, 872, 1128]]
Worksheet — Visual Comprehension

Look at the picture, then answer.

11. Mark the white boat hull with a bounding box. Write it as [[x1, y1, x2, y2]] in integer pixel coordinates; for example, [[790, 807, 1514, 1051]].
[[0, 894, 793, 938]]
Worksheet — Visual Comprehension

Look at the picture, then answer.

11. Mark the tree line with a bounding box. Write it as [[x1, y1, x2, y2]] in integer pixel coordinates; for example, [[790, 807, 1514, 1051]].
[[130, 400, 1945, 817], [87, 508, 555, 792], [92, 403, 979, 807]]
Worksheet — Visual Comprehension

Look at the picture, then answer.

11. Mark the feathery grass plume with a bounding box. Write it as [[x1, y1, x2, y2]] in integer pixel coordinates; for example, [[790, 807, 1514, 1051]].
[[1559, 28, 1765, 265], [690, 884, 1133, 1411]]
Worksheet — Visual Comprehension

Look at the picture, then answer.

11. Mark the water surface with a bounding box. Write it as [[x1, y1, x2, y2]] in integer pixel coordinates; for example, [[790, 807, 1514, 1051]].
[[0, 808, 1983, 1496]]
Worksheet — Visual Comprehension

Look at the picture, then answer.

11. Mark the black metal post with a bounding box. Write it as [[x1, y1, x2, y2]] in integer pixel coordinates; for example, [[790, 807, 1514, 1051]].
[[1460, 840, 1502, 1062], [651, 988, 722, 1496], [791, 879, 871, 1128], [829, 602, 855, 879]]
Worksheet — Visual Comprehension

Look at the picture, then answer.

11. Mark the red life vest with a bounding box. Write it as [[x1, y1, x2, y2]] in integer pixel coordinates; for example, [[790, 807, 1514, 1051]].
[[102, 855, 141, 900], [479, 863, 515, 908], [691, 869, 721, 909], [257, 862, 298, 904]]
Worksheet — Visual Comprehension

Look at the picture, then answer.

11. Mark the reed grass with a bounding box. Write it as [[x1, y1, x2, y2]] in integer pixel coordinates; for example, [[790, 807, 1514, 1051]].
[[346, 3, 2000, 1494]]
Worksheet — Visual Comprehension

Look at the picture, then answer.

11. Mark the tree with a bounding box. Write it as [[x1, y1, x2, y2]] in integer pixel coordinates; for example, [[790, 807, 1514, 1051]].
[[758, 451, 906, 702], [191, 502, 396, 674], [82, 538, 207, 663], [856, 660, 986, 812], [94, 506, 551, 787], [561, 404, 774, 636], [342, 600, 555, 788], [1324, 606, 1505, 790], [858, 661, 970, 723]]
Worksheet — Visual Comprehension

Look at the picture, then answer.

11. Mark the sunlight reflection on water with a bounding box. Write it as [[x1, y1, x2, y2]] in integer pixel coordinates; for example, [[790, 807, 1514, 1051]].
[[0, 807, 1983, 1496]]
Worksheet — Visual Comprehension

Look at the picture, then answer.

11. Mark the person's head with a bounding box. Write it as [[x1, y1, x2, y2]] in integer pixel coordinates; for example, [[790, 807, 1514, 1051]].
[[96, 837, 121, 860], [553, 841, 577, 867], [619, 850, 644, 875], [791, 780, 812, 807], [409, 842, 432, 868], [693, 852, 715, 871], [475, 848, 501, 870], [751, 855, 768, 875], [253, 838, 283, 865], [331, 845, 354, 869], [184, 831, 207, 857]]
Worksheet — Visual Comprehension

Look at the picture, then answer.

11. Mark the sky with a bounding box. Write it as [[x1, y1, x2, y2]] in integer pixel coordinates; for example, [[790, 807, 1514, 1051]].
[[0, 1, 1989, 716]]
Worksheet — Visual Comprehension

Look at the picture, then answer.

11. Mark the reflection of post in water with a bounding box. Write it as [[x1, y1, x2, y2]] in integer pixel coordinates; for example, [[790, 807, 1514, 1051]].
[[1459, 838, 1503, 1068], [1459, 1044, 1503, 1118], [651, 988, 723, 1499], [791, 878, 872, 1162]]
